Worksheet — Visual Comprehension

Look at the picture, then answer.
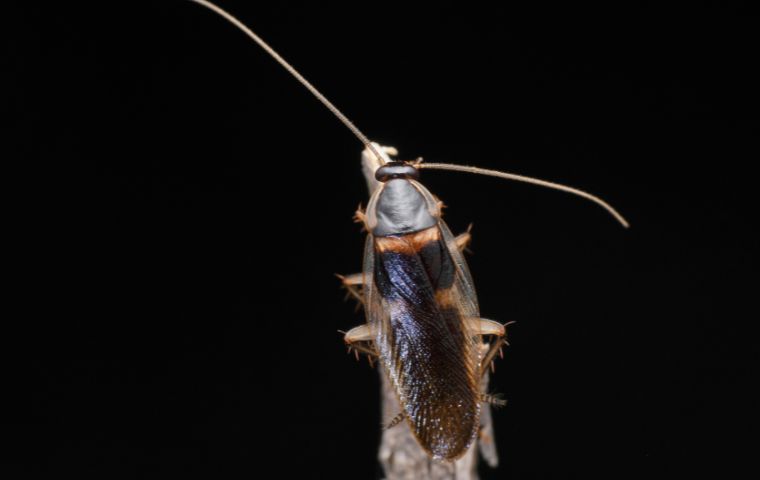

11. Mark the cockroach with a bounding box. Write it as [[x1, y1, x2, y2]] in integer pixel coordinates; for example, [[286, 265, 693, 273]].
[[187, 0, 629, 465]]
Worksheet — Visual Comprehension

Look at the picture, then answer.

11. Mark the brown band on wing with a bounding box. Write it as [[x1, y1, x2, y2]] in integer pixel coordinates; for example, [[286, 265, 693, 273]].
[[374, 226, 440, 254]]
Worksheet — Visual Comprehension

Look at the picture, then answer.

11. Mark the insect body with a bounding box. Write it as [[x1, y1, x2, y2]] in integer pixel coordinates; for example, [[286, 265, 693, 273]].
[[342, 157, 508, 460], [188, 0, 628, 467]]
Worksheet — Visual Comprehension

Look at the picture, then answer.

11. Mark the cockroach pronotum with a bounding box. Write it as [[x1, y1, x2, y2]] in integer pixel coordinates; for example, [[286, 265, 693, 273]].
[[187, 0, 629, 468]]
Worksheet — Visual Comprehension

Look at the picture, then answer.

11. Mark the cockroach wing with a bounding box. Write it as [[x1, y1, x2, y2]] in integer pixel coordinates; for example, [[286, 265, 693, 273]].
[[438, 220, 479, 316], [439, 220, 500, 466], [364, 223, 483, 461]]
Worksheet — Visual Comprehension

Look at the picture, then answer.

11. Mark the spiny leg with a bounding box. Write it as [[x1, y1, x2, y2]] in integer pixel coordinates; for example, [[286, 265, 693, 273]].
[[466, 317, 506, 337], [481, 393, 508, 407], [353, 205, 368, 231], [474, 319, 509, 467], [384, 411, 406, 430], [343, 323, 377, 360], [344, 323, 372, 343], [336, 272, 364, 306], [465, 317, 513, 377], [483, 336, 509, 375], [454, 224, 474, 252]]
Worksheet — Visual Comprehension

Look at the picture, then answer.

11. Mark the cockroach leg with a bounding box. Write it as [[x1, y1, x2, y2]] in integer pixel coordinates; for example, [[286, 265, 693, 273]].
[[480, 337, 509, 378], [344, 323, 378, 358], [349, 343, 377, 358], [465, 318, 509, 376], [466, 317, 506, 337], [454, 225, 473, 252], [344, 323, 371, 342], [384, 411, 406, 430], [338, 272, 364, 286], [353, 205, 368, 230], [336, 273, 364, 306], [481, 393, 508, 408]]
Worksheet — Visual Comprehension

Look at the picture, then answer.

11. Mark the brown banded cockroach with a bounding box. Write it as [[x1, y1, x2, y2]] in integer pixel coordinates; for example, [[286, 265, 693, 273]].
[[188, 0, 629, 468]]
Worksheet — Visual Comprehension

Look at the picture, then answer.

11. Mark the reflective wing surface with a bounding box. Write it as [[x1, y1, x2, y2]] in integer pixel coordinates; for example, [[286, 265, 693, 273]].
[[365, 224, 482, 460], [438, 220, 479, 316]]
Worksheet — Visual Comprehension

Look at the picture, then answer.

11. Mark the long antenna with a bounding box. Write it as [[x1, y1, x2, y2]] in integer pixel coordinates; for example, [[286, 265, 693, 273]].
[[189, 1, 629, 228], [418, 163, 629, 228], [187, 0, 383, 161]]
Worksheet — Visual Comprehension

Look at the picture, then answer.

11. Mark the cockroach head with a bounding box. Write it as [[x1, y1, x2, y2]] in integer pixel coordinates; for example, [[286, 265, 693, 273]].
[[374, 161, 420, 183]]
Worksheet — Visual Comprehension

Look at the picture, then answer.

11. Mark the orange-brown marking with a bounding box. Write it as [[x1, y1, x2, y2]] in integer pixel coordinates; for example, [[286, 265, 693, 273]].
[[374, 226, 441, 254]]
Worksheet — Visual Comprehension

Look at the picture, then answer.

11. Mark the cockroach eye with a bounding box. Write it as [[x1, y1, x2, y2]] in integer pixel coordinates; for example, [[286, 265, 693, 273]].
[[375, 162, 420, 182]]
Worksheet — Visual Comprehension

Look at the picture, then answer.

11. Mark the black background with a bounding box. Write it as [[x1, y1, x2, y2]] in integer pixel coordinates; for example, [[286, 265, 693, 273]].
[[7, 1, 758, 478]]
